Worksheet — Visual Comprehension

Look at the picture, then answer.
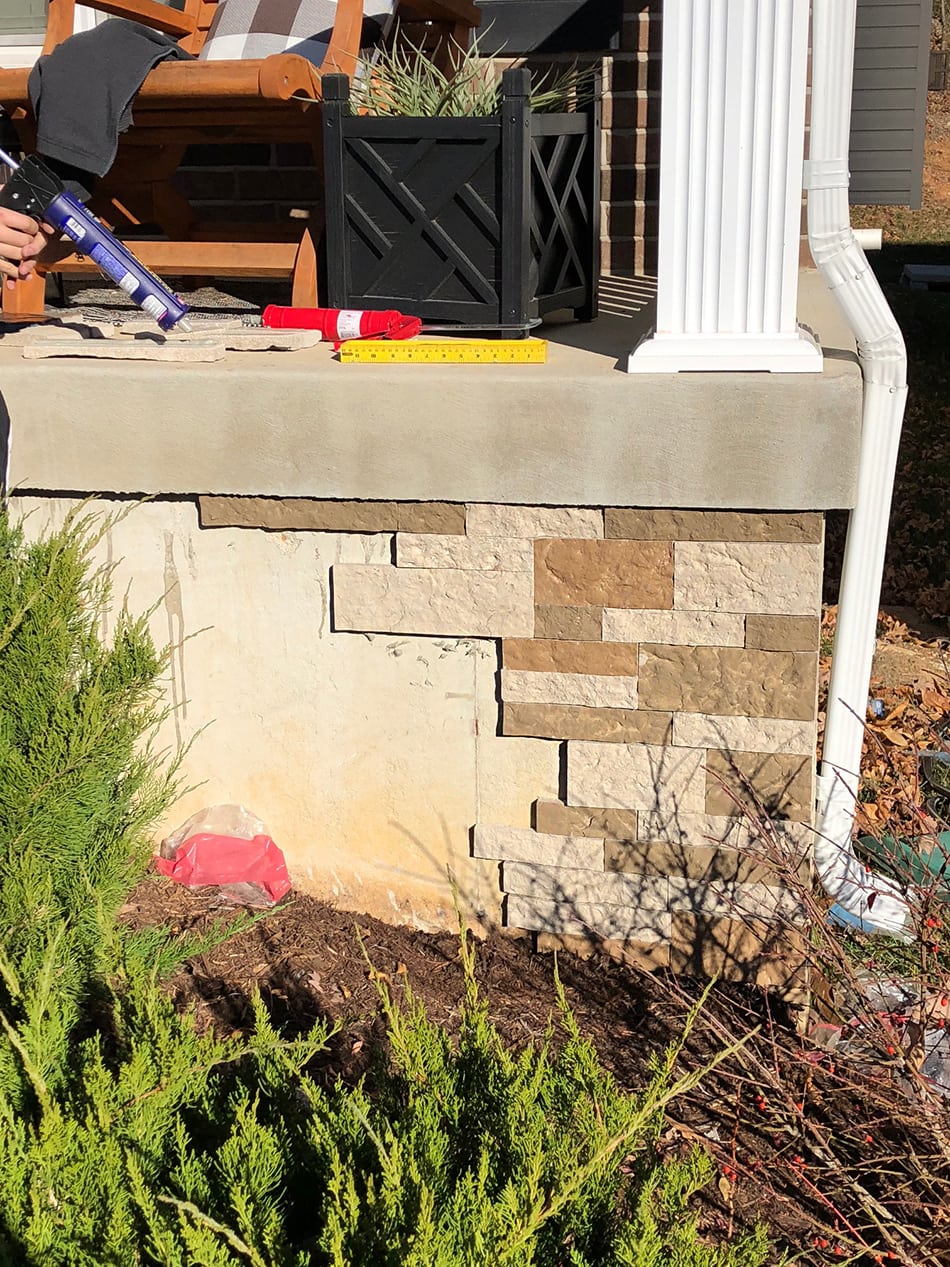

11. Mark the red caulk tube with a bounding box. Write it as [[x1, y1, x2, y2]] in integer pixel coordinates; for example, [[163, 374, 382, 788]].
[[0, 149, 191, 332], [261, 306, 422, 341]]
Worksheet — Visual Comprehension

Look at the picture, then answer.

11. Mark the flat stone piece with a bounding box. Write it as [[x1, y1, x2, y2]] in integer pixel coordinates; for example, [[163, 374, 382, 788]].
[[638, 645, 818, 721], [199, 498, 464, 534], [503, 860, 670, 910], [0, 321, 87, 345], [332, 564, 534, 637], [534, 800, 639, 841], [667, 876, 806, 923], [704, 748, 814, 821], [99, 316, 244, 336], [534, 605, 603, 641], [674, 541, 822, 615], [536, 931, 672, 970], [602, 608, 744, 646], [502, 668, 638, 709], [396, 503, 466, 534], [503, 702, 672, 744], [605, 839, 803, 886], [567, 740, 707, 814], [535, 538, 673, 608], [466, 505, 603, 538], [472, 825, 604, 870], [669, 914, 808, 996], [503, 638, 638, 676], [672, 712, 815, 755], [506, 893, 672, 943], [22, 338, 226, 362], [200, 496, 399, 531], [396, 533, 532, 571], [605, 508, 823, 543], [745, 614, 821, 652], [637, 810, 813, 855]]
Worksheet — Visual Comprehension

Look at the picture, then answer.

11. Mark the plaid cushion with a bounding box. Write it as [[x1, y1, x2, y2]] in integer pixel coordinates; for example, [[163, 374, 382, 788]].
[[199, 0, 395, 64]]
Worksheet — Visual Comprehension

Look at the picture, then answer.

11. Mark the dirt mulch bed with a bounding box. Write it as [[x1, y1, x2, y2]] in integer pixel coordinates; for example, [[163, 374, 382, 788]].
[[121, 875, 950, 1265]]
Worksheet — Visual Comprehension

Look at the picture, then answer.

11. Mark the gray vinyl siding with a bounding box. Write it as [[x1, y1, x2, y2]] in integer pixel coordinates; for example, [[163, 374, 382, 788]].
[[849, 0, 930, 208], [0, 0, 46, 34]]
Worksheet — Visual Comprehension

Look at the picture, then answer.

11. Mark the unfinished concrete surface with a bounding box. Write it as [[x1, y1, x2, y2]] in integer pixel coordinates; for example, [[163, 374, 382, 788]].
[[2, 273, 861, 510]]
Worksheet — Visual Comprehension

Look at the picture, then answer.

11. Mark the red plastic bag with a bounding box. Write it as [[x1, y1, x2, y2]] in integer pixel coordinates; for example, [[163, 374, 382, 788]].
[[156, 805, 291, 905]]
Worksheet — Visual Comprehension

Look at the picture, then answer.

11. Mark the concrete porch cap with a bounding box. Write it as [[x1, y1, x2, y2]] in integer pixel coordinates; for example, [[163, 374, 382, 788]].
[[1, 271, 861, 510]]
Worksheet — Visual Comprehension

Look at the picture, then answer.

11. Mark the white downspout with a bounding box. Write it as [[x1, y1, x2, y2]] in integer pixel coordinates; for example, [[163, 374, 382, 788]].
[[807, 0, 912, 936]]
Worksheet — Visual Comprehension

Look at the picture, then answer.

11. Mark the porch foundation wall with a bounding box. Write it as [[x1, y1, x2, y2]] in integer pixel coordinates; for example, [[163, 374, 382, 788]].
[[12, 494, 820, 992]]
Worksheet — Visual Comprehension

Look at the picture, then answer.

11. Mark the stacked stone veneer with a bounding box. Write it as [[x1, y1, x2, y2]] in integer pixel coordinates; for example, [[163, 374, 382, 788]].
[[201, 497, 820, 986]]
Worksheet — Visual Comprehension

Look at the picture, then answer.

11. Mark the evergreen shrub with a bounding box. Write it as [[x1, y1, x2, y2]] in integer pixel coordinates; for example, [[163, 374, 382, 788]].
[[0, 504, 769, 1266]]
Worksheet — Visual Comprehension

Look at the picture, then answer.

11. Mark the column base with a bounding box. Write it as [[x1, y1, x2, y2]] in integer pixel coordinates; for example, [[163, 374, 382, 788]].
[[626, 326, 823, 374]]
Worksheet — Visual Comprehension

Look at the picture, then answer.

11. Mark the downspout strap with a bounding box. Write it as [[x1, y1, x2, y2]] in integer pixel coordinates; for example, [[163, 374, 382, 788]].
[[803, 158, 850, 191]]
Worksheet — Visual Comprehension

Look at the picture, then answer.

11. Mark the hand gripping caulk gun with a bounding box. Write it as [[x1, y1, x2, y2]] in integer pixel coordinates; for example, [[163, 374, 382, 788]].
[[0, 148, 191, 332]]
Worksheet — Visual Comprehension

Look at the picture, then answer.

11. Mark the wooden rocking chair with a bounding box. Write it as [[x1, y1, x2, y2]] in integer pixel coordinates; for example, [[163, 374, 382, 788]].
[[0, 0, 480, 318]]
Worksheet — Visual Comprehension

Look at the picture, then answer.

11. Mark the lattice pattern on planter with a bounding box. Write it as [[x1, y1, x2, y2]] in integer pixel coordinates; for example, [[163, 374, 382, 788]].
[[322, 70, 600, 329]]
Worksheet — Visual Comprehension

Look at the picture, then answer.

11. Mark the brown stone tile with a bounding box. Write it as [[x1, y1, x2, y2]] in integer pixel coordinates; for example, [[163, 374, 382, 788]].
[[503, 702, 672, 744], [745, 614, 821, 652], [536, 931, 671, 970], [534, 539, 673, 609], [669, 913, 809, 997], [638, 645, 818, 721], [199, 496, 399, 532], [704, 750, 814, 822], [534, 800, 638, 842], [199, 498, 465, 534], [534, 606, 603, 641], [605, 839, 802, 885], [395, 503, 466, 534], [502, 639, 638, 676], [604, 509, 824, 543]]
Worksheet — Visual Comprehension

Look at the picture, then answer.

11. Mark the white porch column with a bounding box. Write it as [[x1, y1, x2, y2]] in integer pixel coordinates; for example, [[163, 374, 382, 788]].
[[628, 0, 822, 374]]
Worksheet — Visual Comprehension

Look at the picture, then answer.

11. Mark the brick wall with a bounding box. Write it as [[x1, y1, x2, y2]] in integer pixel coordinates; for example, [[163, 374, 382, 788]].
[[199, 495, 819, 992]]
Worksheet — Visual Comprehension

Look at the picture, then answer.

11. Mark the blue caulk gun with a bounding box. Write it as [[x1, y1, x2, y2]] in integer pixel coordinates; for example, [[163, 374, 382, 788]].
[[0, 147, 191, 331]]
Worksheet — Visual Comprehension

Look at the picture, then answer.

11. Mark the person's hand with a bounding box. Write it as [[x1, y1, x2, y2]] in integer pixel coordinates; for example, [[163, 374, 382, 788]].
[[0, 208, 51, 289]]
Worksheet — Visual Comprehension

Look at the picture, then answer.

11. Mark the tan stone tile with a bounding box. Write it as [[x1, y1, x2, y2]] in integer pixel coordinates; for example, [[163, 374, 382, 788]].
[[674, 542, 822, 615], [472, 825, 604, 870], [502, 669, 638, 709], [704, 749, 814, 822], [505, 894, 672, 943], [606, 839, 801, 886], [504, 860, 670, 910], [637, 811, 814, 856], [638, 645, 818, 721], [534, 606, 603, 640], [669, 914, 808, 995], [605, 509, 823, 543], [503, 638, 638, 676], [672, 713, 815, 755], [536, 931, 671, 970], [745, 614, 821, 652], [200, 496, 400, 532], [567, 741, 707, 814], [534, 800, 638, 842], [503, 702, 672, 744], [466, 505, 603, 538], [535, 539, 673, 609], [395, 503, 466, 534], [332, 565, 534, 637], [603, 609, 744, 646], [397, 534, 531, 571]]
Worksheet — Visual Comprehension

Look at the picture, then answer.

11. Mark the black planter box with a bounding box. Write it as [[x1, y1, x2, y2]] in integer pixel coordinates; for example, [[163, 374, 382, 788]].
[[321, 69, 600, 331]]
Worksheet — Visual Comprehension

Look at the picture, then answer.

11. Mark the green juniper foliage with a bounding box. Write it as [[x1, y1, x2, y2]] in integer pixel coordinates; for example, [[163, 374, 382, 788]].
[[0, 503, 771, 1266]]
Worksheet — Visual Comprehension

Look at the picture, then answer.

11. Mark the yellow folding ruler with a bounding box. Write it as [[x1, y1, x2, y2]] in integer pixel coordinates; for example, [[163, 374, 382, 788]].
[[338, 338, 547, 364]]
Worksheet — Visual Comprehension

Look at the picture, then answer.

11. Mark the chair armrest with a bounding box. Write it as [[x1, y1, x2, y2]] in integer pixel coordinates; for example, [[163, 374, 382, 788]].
[[70, 0, 197, 38]]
